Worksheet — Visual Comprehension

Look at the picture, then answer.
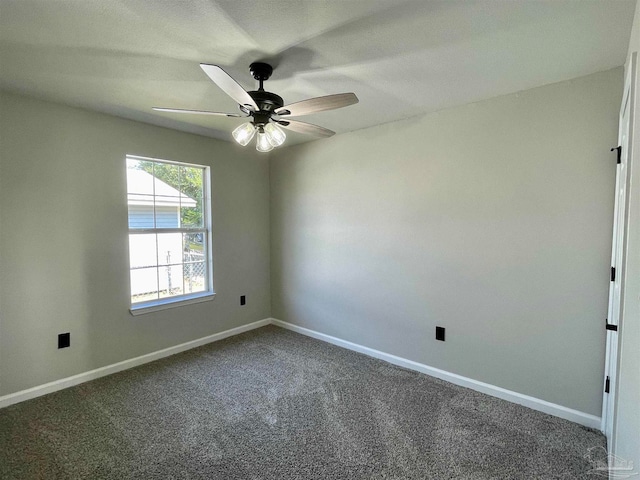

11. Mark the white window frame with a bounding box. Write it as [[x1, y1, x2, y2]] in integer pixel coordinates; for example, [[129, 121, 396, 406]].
[[126, 154, 215, 315]]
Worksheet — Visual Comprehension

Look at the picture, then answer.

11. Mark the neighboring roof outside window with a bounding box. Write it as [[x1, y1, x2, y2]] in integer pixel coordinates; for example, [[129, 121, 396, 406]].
[[126, 169, 197, 207]]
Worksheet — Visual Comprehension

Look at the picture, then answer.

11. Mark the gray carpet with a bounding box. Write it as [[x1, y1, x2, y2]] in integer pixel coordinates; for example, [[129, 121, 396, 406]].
[[1, 325, 605, 479]]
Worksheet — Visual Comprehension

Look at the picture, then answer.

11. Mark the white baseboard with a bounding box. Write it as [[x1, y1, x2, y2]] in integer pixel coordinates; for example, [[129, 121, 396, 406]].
[[0, 318, 271, 409], [0, 316, 603, 431], [271, 318, 602, 430]]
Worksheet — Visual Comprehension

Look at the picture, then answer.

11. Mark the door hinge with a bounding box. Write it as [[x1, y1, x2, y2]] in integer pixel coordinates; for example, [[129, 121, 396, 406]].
[[611, 266, 616, 282], [606, 320, 618, 331], [611, 146, 622, 164], [605, 376, 610, 394]]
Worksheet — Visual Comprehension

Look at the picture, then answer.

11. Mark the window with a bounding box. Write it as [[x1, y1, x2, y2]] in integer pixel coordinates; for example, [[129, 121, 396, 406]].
[[126, 155, 213, 314]]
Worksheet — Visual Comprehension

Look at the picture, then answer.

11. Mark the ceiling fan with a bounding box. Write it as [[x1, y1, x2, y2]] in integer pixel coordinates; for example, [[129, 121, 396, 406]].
[[154, 62, 358, 152]]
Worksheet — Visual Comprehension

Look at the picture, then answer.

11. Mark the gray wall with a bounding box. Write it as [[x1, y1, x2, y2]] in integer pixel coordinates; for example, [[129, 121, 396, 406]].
[[0, 92, 271, 396], [0, 66, 626, 422], [270, 68, 622, 416]]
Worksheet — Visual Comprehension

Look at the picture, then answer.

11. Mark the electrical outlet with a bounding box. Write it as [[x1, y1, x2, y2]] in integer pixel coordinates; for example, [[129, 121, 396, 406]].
[[58, 332, 70, 349], [435, 326, 445, 342], [240, 295, 246, 306]]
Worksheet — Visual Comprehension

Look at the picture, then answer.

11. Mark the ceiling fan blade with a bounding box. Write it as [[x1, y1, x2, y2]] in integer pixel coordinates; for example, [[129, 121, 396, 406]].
[[153, 107, 242, 117], [200, 64, 259, 111], [277, 119, 335, 137], [275, 93, 358, 117]]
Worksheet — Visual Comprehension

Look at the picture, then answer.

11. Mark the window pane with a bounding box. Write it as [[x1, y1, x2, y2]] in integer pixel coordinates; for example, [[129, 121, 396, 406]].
[[131, 267, 159, 303], [179, 166, 204, 198], [157, 233, 183, 266], [181, 197, 203, 228], [129, 234, 158, 269], [128, 201, 155, 229], [154, 204, 180, 228], [184, 262, 206, 294], [183, 232, 205, 260], [126, 159, 154, 195], [152, 163, 181, 198], [183, 233, 207, 294], [159, 264, 184, 298]]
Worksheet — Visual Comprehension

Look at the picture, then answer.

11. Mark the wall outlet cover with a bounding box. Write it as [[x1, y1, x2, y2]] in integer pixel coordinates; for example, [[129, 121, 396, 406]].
[[58, 332, 70, 349]]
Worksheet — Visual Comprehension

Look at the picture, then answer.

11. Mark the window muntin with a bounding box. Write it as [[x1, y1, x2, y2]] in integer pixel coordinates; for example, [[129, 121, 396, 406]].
[[126, 156, 212, 308]]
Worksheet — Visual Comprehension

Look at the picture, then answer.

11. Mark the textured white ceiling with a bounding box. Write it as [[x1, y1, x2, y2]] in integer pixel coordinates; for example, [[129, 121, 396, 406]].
[[0, 0, 635, 145]]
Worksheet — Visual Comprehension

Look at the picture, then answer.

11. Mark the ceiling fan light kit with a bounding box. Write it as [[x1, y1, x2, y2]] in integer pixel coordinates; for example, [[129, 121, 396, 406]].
[[256, 128, 275, 153], [153, 62, 359, 152], [231, 122, 257, 146], [264, 123, 286, 147]]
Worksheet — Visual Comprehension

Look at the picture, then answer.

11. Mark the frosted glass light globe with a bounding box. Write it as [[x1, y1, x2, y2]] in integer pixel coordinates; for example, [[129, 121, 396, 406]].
[[264, 123, 286, 147], [256, 130, 274, 152], [232, 122, 256, 146]]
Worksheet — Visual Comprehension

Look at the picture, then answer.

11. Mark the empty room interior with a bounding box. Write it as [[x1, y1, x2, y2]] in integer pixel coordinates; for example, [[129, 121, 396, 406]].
[[1, 1, 639, 478]]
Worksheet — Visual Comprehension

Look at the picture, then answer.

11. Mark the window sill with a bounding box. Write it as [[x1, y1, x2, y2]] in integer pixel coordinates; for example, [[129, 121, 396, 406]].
[[130, 292, 216, 316]]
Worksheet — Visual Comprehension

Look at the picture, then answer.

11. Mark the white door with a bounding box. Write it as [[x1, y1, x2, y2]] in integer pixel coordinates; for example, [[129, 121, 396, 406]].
[[602, 53, 636, 445]]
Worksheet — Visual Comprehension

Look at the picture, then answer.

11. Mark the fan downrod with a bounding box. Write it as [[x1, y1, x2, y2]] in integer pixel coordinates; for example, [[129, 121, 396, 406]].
[[244, 62, 283, 117]]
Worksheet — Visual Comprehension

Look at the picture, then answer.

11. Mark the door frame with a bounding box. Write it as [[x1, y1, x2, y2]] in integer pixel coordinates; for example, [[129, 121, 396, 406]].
[[601, 53, 636, 445]]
